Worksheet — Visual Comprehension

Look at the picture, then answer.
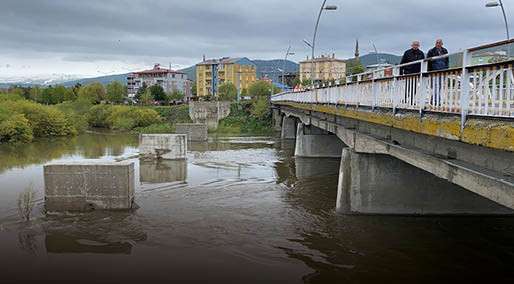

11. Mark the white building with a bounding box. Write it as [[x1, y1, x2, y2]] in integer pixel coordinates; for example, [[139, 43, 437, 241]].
[[127, 64, 191, 101]]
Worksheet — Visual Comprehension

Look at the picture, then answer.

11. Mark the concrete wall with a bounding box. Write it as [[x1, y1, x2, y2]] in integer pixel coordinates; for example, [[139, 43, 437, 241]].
[[175, 123, 208, 142], [44, 161, 135, 212], [189, 101, 231, 131], [281, 116, 297, 140], [295, 123, 344, 158], [272, 109, 282, 132], [336, 149, 513, 215], [140, 159, 188, 184], [139, 134, 187, 160]]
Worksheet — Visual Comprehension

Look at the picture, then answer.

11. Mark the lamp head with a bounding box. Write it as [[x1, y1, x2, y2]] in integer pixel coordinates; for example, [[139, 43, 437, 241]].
[[486, 1, 500, 8]]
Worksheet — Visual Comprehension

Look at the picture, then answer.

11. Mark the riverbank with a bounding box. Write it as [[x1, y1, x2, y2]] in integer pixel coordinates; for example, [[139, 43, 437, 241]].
[[0, 93, 272, 144]]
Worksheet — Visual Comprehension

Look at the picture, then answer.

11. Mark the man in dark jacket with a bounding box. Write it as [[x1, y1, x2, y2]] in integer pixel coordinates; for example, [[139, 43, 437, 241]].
[[400, 41, 425, 75], [427, 39, 449, 106], [427, 39, 449, 71]]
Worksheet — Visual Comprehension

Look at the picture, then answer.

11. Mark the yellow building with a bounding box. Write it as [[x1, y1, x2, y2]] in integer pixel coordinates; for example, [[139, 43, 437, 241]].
[[196, 57, 257, 97], [299, 54, 346, 82]]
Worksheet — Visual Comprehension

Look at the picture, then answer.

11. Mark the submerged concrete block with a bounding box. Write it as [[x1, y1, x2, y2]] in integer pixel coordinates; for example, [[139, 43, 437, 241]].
[[175, 123, 208, 142], [139, 134, 187, 160], [44, 161, 135, 212]]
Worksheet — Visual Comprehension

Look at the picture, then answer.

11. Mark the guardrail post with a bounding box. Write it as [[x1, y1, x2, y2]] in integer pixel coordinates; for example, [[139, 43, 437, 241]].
[[460, 50, 471, 130], [418, 60, 428, 116], [392, 66, 399, 113], [372, 71, 377, 110]]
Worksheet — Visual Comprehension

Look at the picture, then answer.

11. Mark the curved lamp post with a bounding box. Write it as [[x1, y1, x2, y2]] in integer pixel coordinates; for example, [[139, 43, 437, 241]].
[[486, 0, 510, 40], [308, 0, 338, 88]]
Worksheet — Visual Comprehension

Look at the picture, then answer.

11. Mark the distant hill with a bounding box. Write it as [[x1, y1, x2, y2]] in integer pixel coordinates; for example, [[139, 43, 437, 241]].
[[253, 59, 299, 82], [346, 53, 402, 67], [61, 73, 129, 87]]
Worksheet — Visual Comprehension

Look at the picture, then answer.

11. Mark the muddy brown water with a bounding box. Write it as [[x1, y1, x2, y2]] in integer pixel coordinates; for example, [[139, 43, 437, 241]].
[[1, 132, 514, 283]]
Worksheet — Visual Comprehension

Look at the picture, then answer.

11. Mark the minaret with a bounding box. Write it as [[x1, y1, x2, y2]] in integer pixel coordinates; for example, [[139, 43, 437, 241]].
[[354, 38, 360, 59]]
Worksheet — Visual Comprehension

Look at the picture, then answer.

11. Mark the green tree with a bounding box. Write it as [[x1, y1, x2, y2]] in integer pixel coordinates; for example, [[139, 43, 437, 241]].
[[135, 82, 147, 102], [191, 81, 197, 97], [251, 97, 270, 120], [169, 90, 184, 103], [248, 81, 281, 98], [218, 82, 237, 101], [78, 82, 106, 104], [106, 81, 127, 104], [63, 88, 77, 101], [149, 85, 167, 103], [141, 89, 153, 106], [346, 59, 365, 76]]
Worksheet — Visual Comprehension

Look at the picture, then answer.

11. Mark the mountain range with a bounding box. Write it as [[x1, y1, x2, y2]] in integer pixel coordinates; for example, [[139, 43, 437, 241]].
[[0, 53, 402, 88]]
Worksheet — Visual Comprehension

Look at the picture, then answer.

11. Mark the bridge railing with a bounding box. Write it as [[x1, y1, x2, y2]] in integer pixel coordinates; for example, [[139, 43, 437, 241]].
[[272, 39, 514, 126]]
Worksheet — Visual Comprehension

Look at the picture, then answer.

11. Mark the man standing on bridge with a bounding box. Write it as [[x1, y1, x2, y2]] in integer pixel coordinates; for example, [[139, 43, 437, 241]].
[[400, 41, 425, 105], [400, 41, 425, 75], [427, 39, 449, 106]]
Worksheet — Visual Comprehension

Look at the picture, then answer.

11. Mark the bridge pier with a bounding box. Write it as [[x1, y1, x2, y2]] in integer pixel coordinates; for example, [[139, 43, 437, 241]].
[[336, 148, 513, 215], [295, 123, 344, 158], [272, 109, 282, 132], [281, 116, 297, 140]]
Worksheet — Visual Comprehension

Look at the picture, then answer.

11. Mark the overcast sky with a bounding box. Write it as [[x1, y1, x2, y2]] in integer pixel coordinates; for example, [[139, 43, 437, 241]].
[[0, 0, 511, 80]]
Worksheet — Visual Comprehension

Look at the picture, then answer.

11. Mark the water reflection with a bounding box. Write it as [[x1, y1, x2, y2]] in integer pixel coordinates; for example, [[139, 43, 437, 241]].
[[140, 159, 188, 184], [43, 212, 147, 255]]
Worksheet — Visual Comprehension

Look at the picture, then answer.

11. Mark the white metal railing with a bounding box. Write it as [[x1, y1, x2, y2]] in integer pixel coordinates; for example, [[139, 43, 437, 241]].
[[272, 39, 514, 127]]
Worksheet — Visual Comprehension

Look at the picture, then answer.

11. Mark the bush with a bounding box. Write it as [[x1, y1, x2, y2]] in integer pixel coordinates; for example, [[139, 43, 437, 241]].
[[86, 105, 162, 131], [2, 99, 77, 138], [87, 105, 114, 128], [0, 114, 33, 143]]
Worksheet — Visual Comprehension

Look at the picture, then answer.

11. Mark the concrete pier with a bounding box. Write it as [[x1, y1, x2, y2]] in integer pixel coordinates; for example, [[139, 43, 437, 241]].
[[336, 149, 513, 215], [281, 116, 296, 140], [189, 101, 231, 131], [140, 159, 188, 183], [294, 124, 344, 158], [139, 134, 187, 160], [44, 161, 135, 212], [272, 109, 282, 132], [175, 123, 208, 142]]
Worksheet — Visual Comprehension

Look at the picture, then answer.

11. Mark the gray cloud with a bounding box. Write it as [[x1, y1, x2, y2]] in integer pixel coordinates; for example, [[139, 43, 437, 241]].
[[0, 0, 511, 77]]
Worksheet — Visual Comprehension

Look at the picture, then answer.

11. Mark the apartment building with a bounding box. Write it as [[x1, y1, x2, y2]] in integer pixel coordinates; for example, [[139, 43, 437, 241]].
[[196, 57, 256, 97], [127, 64, 191, 100], [299, 54, 347, 82]]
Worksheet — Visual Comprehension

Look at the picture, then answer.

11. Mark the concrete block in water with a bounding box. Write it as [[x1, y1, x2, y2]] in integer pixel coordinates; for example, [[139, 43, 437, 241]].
[[175, 123, 208, 142], [44, 161, 135, 212], [139, 134, 187, 160]]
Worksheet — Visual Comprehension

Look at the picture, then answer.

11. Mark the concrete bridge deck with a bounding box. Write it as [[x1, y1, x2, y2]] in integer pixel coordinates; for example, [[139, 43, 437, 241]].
[[271, 39, 514, 215]]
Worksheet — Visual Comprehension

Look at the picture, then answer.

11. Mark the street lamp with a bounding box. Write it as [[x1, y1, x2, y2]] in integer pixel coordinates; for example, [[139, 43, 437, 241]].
[[283, 46, 295, 86], [486, 0, 510, 40], [308, 0, 338, 88]]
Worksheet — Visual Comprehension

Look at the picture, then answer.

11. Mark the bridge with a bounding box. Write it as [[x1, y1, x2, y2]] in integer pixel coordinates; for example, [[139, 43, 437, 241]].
[[271, 39, 514, 215]]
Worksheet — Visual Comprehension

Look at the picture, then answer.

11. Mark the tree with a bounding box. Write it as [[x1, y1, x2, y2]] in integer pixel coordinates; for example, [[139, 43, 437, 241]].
[[248, 81, 281, 98], [218, 82, 237, 101], [169, 90, 184, 103], [149, 85, 167, 103], [191, 81, 198, 97], [136, 82, 147, 102], [346, 59, 365, 76], [141, 89, 153, 106], [78, 82, 106, 104], [106, 81, 127, 104]]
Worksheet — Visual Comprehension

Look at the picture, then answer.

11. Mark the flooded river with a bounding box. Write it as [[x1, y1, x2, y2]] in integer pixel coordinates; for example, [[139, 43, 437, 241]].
[[1, 132, 514, 283]]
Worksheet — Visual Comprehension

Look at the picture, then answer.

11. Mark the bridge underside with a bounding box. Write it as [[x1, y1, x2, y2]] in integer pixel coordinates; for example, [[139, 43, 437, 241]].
[[272, 105, 514, 215]]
